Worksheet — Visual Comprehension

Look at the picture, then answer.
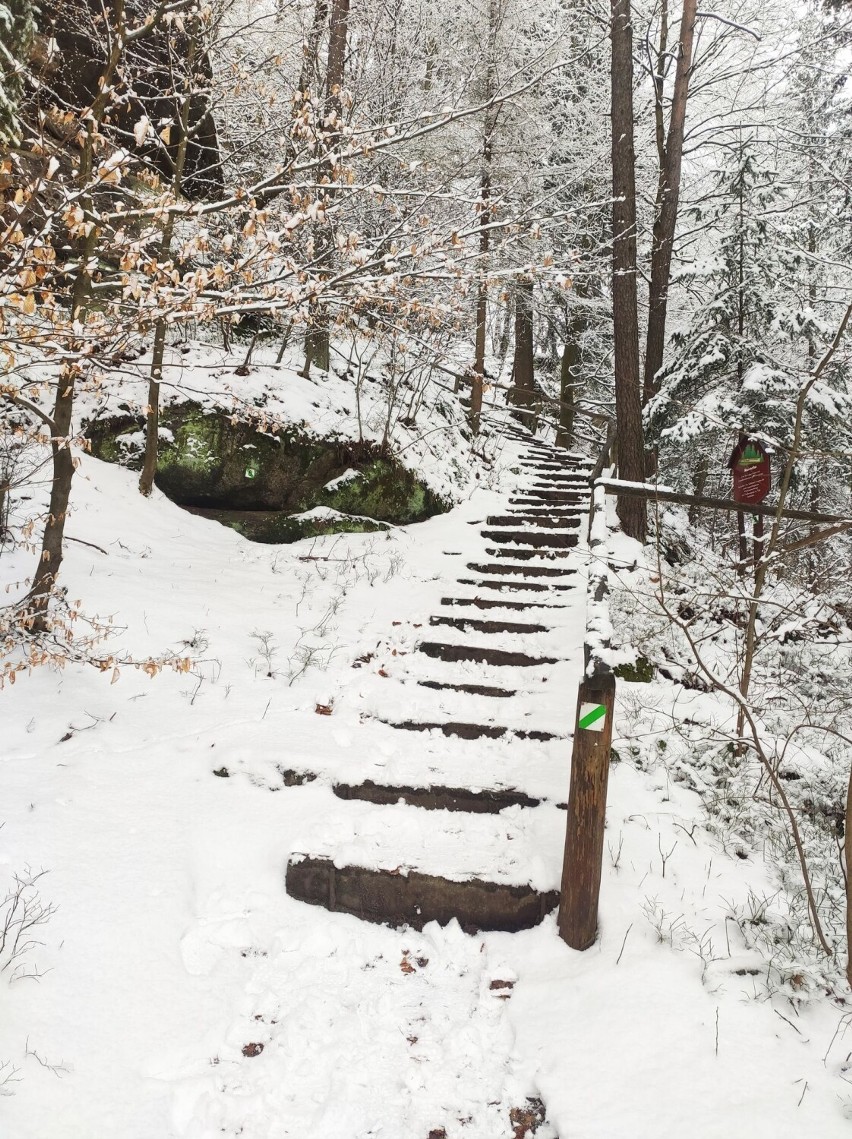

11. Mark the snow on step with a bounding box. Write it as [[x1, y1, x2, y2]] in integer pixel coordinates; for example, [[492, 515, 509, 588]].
[[484, 514, 581, 528], [439, 594, 570, 611], [355, 667, 574, 738], [466, 562, 578, 578], [457, 576, 576, 592], [429, 614, 550, 634], [285, 798, 564, 932], [289, 799, 563, 892]]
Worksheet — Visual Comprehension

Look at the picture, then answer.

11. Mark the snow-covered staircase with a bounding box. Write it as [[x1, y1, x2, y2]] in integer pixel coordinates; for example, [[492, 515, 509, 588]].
[[286, 425, 593, 932]]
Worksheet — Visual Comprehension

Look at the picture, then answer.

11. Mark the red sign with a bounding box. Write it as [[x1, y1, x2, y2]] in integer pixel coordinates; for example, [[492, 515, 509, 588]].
[[728, 437, 771, 505]]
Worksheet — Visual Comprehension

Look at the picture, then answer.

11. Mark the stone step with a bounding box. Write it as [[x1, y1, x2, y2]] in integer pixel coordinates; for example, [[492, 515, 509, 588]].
[[417, 641, 560, 666], [333, 779, 539, 812], [520, 461, 588, 471], [520, 476, 587, 486], [481, 529, 578, 548], [525, 481, 590, 492], [528, 480, 590, 491], [285, 802, 562, 933], [430, 615, 549, 634], [484, 547, 573, 560], [513, 485, 587, 496], [510, 495, 586, 507], [286, 857, 558, 934], [466, 562, 577, 577], [380, 719, 560, 742], [457, 577, 575, 593], [527, 449, 588, 463], [486, 515, 580, 528], [522, 460, 588, 469], [504, 504, 584, 513], [440, 596, 568, 611], [417, 679, 517, 697]]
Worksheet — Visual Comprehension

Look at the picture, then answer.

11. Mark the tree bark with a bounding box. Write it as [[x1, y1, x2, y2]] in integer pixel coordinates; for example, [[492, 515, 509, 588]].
[[510, 276, 535, 427], [25, 1, 127, 630], [469, 0, 499, 435], [326, 0, 350, 117], [610, 0, 646, 541], [642, 0, 697, 407], [555, 313, 582, 449], [139, 28, 196, 497], [302, 0, 349, 377], [299, 0, 330, 96]]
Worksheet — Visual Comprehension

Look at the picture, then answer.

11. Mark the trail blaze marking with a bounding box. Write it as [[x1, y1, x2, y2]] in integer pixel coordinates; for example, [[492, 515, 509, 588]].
[[245, 465, 258, 479], [579, 702, 606, 732]]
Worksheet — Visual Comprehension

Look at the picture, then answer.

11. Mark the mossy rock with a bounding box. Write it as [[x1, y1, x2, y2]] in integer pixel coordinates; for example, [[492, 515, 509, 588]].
[[185, 506, 389, 544], [614, 656, 655, 683], [85, 401, 447, 542], [318, 460, 443, 525]]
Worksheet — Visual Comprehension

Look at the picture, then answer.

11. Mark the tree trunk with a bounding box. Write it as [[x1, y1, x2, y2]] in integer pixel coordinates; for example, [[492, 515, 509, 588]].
[[299, 0, 330, 96], [24, 4, 125, 628], [139, 322, 166, 497], [510, 276, 535, 427], [555, 315, 581, 449], [846, 761, 852, 988], [642, 0, 697, 408], [139, 24, 197, 496], [302, 0, 349, 377], [498, 288, 513, 367], [469, 0, 499, 435], [610, 0, 646, 541], [326, 0, 350, 116], [25, 368, 77, 631]]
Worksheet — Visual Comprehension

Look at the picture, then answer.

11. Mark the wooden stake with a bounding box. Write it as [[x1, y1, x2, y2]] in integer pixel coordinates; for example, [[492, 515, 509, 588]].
[[753, 513, 764, 570], [737, 509, 748, 579], [558, 670, 616, 950]]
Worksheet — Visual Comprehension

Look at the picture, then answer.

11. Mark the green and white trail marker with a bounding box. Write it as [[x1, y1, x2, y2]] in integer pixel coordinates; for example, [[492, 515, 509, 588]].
[[578, 702, 607, 732]]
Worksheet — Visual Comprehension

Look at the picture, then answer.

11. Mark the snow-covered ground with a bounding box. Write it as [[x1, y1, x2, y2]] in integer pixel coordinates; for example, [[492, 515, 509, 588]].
[[3, 427, 852, 1136]]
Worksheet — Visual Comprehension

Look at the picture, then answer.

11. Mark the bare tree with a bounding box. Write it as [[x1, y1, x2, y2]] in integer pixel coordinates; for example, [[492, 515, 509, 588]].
[[643, 0, 698, 412], [610, 0, 646, 541]]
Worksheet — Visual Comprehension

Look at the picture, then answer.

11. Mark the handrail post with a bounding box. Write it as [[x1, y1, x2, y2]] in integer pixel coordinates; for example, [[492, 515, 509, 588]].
[[559, 469, 616, 950], [558, 667, 616, 949]]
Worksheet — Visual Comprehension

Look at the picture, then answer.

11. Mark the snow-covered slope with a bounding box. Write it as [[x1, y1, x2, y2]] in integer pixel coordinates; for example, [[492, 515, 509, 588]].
[[1, 437, 851, 1137]]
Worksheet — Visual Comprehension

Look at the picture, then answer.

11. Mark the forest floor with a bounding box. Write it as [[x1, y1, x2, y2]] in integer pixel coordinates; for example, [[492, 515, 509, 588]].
[[2, 391, 852, 1136]]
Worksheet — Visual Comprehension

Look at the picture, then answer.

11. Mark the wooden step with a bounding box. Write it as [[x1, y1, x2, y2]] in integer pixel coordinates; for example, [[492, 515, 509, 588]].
[[417, 641, 560, 666]]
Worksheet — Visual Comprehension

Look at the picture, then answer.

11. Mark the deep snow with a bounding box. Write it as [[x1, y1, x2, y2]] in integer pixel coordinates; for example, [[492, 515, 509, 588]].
[[2, 430, 852, 1136]]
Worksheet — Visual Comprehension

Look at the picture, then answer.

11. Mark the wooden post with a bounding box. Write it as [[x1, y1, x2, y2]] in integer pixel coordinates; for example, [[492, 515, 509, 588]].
[[753, 513, 764, 570], [736, 509, 748, 578], [558, 669, 616, 950]]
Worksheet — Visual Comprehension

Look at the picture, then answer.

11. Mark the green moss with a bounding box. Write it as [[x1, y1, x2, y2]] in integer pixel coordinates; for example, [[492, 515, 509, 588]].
[[614, 656, 655, 683], [319, 458, 446, 524], [86, 401, 449, 542], [215, 509, 389, 544]]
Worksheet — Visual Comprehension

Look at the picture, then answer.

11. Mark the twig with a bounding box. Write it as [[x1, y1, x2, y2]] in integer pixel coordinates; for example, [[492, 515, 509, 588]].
[[616, 923, 633, 965], [66, 536, 109, 555]]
